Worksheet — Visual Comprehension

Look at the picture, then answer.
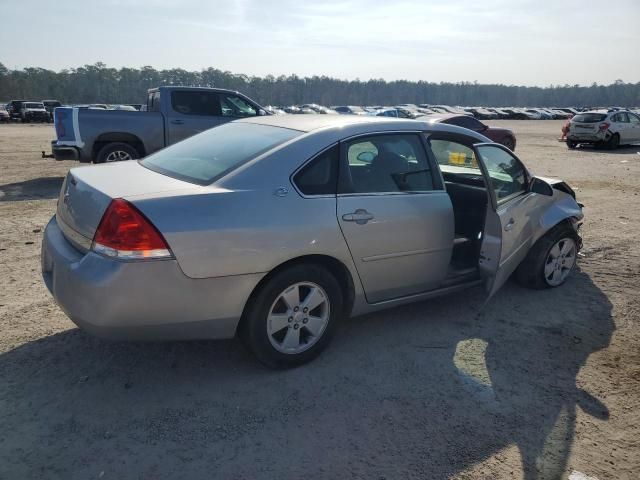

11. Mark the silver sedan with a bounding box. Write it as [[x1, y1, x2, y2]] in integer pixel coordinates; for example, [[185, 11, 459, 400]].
[[42, 115, 583, 367]]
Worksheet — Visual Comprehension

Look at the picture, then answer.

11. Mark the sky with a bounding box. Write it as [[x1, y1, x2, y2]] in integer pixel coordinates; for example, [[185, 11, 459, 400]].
[[1, 0, 639, 87]]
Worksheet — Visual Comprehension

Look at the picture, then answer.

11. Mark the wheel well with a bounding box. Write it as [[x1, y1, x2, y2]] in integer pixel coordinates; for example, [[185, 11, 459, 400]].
[[92, 132, 146, 159], [238, 255, 356, 333]]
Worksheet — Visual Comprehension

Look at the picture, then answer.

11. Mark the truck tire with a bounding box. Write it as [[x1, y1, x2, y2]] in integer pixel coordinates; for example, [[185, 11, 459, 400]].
[[95, 142, 140, 163]]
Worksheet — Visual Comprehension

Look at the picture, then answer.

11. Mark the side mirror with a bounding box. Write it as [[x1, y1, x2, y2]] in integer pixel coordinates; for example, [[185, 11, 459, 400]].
[[530, 177, 553, 196], [357, 151, 376, 163]]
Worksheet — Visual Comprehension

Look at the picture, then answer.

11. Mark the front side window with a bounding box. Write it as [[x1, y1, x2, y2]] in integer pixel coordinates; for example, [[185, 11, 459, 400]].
[[220, 95, 258, 117], [171, 91, 221, 116], [629, 113, 640, 124], [141, 123, 300, 185], [293, 145, 339, 195], [475, 145, 528, 203], [344, 134, 433, 193], [430, 139, 478, 170]]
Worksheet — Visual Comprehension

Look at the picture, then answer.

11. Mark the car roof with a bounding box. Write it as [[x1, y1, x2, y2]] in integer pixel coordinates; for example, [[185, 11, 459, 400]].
[[238, 114, 491, 142], [415, 113, 461, 122], [150, 86, 243, 95]]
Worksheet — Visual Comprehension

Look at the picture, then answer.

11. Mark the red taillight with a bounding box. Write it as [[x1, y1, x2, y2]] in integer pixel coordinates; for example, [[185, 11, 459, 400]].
[[599, 122, 610, 131], [92, 199, 172, 260]]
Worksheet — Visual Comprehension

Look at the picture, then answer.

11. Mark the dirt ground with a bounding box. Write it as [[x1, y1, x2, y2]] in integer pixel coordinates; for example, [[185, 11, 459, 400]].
[[0, 121, 638, 480]]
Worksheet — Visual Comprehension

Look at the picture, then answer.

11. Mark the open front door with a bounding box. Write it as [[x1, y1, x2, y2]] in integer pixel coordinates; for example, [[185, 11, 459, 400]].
[[473, 143, 536, 298]]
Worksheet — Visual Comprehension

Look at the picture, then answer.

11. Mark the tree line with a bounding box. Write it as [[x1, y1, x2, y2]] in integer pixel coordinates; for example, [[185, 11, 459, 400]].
[[1, 62, 638, 108]]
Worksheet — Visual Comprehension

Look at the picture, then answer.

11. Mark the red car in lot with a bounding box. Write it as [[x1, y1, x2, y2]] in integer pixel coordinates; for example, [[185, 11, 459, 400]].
[[420, 113, 517, 151]]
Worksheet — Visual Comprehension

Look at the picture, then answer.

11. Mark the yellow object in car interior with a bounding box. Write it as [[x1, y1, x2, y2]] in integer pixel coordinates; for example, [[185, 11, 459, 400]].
[[448, 151, 478, 167]]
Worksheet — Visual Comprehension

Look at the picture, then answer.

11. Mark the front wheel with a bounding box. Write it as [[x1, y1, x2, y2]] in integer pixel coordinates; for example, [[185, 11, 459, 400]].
[[566, 139, 578, 149], [516, 224, 579, 289], [240, 264, 343, 368]]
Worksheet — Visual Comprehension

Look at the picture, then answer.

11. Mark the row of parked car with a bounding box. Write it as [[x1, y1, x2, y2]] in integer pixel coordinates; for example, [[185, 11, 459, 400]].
[[1, 100, 62, 123], [266, 103, 640, 121], [0, 100, 145, 123]]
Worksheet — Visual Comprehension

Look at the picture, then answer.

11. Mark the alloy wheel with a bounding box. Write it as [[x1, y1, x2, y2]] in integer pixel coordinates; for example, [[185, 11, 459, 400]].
[[105, 150, 133, 162], [267, 282, 330, 354], [544, 237, 576, 286]]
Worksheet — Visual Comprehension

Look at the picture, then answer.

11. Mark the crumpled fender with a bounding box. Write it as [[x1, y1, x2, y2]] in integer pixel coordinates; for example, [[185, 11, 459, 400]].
[[540, 193, 583, 230]]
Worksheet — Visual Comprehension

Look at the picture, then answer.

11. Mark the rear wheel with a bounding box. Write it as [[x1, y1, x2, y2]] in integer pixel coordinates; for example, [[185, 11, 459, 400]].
[[95, 142, 140, 163], [502, 136, 515, 151], [566, 139, 578, 149], [516, 224, 578, 289], [240, 264, 343, 368], [606, 133, 620, 150]]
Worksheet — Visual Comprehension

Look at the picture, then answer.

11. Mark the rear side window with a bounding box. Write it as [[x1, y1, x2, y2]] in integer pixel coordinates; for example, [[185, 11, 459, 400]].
[[293, 145, 339, 195], [446, 116, 483, 131], [613, 112, 629, 123], [573, 113, 607, 123], [141, 123, 301, 185], [343, 134, 434, 193], [171, 91, 221, 116], [149, 91, 161, 112]]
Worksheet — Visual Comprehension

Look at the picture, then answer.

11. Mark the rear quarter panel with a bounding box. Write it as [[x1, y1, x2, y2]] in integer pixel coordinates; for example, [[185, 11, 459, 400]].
[[131, 128, 360, 281], [77, 109, 165, 159]]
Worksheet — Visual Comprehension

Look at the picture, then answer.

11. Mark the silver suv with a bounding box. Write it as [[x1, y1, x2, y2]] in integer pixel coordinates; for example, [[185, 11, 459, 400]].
[[567, 109, 640, 149]]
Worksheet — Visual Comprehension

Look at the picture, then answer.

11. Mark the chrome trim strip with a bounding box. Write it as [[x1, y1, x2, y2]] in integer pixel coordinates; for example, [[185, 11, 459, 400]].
[[362, 246, 450, 263], [337, 190, 447, 197]]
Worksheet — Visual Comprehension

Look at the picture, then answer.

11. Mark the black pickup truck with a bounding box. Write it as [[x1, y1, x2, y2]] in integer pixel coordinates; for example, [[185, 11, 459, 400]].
[[50, 86, 268, 162]]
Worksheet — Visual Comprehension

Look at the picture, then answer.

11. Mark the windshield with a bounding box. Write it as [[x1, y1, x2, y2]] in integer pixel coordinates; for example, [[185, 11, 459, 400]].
[[573, 113, 607, 123], [141, 122, 301, 185], [25, 103, 44, 109]]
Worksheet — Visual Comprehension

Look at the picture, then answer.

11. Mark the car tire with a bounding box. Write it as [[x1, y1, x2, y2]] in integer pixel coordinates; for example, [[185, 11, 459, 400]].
[[502, 136, 516, 151], [566, 139, 578, 149], [515, 223, 579, 289], [95, 142, 140, 163], [606, 133, 620, 150], [239, 264, 344, 368]]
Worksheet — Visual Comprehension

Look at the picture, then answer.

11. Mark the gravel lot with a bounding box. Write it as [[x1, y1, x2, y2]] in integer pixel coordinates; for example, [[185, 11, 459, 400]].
[[0, 121, 638, 480]]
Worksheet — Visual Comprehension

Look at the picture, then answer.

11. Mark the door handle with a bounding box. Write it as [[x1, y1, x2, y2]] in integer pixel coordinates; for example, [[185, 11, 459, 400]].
[[170, 119, 184, 125], [504, 218, 515, 231], [342, 209, 374, 225]]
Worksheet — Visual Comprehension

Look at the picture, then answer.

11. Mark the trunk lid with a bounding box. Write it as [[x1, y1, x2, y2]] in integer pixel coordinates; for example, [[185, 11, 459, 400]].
[[56, 162, 199, 249]]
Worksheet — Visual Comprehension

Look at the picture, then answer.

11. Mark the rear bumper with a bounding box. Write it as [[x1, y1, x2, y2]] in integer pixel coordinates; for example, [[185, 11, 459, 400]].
[[51, 142, 80, 161], [567, 130, 609, 143], [41, 216, 264, 341]]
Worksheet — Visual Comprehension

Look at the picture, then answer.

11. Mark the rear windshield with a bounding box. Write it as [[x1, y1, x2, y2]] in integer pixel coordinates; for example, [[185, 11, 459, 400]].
[[25, 103, 44, 108], [141, 122, 301, 185], [573, 113, 607, 123]]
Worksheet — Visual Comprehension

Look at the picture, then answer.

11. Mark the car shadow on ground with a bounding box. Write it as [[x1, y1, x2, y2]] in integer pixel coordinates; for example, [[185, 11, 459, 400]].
[[572, 144, 640, 155], [0, 176, 63, 202], [0, 269, 613, 479]]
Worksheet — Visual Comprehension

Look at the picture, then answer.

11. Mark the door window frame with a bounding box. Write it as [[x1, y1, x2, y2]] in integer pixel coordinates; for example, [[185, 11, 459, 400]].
[[472, 142, 532, 210], [337, 130, 444, 196]]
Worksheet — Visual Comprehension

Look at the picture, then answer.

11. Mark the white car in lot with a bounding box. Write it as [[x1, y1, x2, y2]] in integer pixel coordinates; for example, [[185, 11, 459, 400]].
[[567, 109, 640, 149]]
